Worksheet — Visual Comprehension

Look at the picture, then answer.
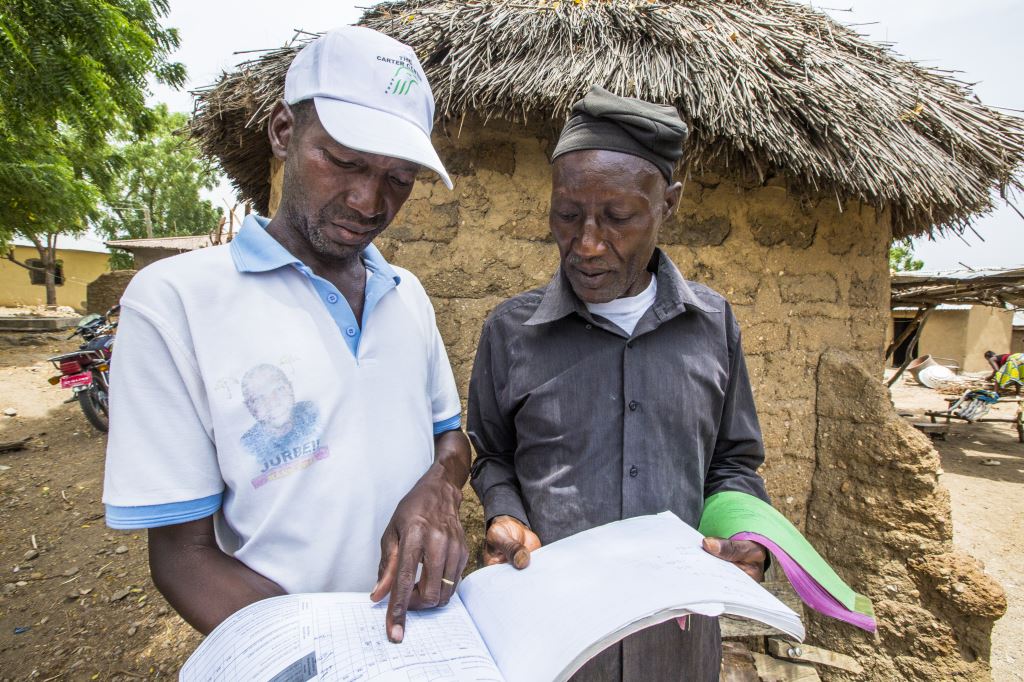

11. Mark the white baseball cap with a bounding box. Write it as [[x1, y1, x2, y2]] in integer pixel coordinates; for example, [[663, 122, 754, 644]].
[[284, 26, 452, 189]]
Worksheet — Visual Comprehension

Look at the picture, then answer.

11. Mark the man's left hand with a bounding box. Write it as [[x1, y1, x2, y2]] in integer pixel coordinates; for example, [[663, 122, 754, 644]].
[[370, 462, 468, 643], [701, 537, 767, 582]]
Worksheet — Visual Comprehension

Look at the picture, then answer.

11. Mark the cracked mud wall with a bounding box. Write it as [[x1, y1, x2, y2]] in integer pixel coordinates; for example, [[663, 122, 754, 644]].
[[268, 117, 1003, 675], [806, 350, 1005, 680]]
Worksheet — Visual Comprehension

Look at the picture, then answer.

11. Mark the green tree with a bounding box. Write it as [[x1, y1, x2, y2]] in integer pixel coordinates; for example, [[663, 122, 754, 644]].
[[0, 0, 184, 305], [889, 239, 924, 273], [99, 104, 222, 269]]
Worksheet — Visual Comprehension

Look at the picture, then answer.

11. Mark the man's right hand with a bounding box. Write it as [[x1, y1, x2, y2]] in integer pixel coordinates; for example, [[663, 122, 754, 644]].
[[483, 515, 541, 569]]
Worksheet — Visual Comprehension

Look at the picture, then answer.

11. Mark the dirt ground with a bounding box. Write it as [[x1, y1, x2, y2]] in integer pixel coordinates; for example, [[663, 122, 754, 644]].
[[0, 335, 198, 680], [1, 334, 1021, 680], [888, 374, 1023, 682]]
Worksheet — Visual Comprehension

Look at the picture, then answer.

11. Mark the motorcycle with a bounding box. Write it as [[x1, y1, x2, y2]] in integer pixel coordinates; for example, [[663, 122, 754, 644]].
[[47, 305, 120, 433]]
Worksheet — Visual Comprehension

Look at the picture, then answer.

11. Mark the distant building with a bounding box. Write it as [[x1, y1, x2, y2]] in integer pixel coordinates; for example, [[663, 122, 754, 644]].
[[105, 234, 223, 269], [1012, 311, 1024, 352], [890, 304, 1013, 373], [1, 234, 111, 311], [889, 267, 1024, 373]]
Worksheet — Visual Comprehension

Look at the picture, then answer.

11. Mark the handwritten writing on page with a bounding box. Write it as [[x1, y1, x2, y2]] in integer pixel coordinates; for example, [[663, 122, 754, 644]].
[[179, 593, 504, 682]]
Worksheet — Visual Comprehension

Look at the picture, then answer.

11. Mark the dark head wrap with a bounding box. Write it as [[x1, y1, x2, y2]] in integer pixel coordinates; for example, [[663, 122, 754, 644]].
[[551, 85, 688, 182]]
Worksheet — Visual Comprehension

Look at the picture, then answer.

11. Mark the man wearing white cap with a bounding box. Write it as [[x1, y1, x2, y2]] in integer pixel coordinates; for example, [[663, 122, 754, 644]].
[[102, 26, 467, 644]]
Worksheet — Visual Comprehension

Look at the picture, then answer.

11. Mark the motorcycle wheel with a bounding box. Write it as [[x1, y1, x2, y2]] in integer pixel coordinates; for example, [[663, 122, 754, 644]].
[[79, 386, 109, 433]]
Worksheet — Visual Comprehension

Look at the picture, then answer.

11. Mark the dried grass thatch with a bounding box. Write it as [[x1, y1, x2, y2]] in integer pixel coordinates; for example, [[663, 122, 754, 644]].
[[191, 0, 1024, 236]]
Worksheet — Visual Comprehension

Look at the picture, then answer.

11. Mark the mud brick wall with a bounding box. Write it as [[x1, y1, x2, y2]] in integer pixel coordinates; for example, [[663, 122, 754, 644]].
[[86, 270, 138, 316], [805, 350, 1005, 681]]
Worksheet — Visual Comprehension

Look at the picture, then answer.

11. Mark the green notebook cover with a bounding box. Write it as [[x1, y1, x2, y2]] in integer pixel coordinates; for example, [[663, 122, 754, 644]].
[[699, 491, 873, 617]]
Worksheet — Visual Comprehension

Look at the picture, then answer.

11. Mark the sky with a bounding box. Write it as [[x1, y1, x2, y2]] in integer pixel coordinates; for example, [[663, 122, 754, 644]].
[[147, 0, 1022, 270]]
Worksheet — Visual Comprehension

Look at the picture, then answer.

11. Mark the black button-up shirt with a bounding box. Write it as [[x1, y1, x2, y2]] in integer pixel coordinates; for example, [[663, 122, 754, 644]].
[[468, 250, 769, 682]]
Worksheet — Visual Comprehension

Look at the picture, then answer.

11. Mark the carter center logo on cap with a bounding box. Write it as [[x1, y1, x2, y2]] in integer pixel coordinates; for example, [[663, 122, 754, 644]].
[[377, 54, 421, 95]]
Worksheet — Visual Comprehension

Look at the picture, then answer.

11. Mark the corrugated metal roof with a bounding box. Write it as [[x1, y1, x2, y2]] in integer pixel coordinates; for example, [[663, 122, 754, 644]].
[[893, 304, 974, 311], [12, 232, 110, 254], [891, 267, 1024, 284], [106, 235, 219, 251], [891, 265, 1024, 308]]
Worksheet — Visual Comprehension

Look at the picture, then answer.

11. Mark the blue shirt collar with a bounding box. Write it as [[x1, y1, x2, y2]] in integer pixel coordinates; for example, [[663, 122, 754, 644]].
[[230, 214, 401, 285]]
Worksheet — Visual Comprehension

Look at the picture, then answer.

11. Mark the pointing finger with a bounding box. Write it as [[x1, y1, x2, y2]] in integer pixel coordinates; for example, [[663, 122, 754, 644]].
[[386, 531, 422, 643]]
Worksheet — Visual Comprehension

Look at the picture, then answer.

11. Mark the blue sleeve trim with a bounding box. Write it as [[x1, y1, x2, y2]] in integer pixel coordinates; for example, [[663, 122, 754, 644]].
[[432, 414, 462, 435], [105, 492, 223, 530]]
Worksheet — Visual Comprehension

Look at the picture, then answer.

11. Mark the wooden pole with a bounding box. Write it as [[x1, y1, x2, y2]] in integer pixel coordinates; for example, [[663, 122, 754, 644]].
[[885, 305, 930, 361], [142, 205, 154, 239], [886, 305, 936, 387]]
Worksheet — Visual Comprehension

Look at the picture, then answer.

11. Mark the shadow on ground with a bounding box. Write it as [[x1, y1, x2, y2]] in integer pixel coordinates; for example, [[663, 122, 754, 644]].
[[923, 421, 1024, 485]]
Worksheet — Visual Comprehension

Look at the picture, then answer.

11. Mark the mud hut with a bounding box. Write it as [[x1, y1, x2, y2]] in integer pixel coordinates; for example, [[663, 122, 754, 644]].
[[191, 2, 1023, 679]]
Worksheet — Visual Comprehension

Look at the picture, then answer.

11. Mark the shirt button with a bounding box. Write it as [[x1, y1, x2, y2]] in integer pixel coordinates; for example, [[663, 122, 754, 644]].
[[626, 340, 634, 348], [345, 327, 357, 337], [585, 324, 593, 330], [326, 293, 339, 304], [628, 400, 639, 411], [629, 465, 639, 478]]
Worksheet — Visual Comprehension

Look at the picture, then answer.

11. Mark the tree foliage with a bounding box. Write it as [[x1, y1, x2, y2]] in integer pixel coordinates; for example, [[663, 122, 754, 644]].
[[889, 239, 925, 273], [98, 104, 222, 268], [0, 0, 184, 139], [0, 0, 185, 303]]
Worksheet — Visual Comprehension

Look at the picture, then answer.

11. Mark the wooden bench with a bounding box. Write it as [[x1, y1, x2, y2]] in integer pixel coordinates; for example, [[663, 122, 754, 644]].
[[924, 396, 1024, 442]]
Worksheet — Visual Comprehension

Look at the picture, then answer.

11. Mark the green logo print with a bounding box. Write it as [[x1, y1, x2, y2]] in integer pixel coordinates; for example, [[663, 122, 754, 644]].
[[386, 66, 420, 96]]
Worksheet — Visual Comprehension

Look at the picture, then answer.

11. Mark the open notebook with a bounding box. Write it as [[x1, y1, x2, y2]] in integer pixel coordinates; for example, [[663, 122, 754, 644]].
[[180, 511, 802, 682]]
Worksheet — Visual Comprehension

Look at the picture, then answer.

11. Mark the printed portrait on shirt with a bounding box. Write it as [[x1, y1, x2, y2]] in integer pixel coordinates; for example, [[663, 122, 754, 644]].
[[238, 363, 329, 488]]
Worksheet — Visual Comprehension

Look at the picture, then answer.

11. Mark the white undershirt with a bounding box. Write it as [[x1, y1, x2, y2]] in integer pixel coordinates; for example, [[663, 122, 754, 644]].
[[584, 275, 658, 336]]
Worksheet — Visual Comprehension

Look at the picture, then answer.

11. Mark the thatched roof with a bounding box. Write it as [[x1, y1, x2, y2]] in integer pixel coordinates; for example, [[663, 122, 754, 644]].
[[191, 0, 1024, 237]]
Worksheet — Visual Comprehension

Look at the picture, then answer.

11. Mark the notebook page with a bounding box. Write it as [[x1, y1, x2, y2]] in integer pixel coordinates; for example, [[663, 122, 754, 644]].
[[458, 512, 803, 682], [180, 593, 504, 682]]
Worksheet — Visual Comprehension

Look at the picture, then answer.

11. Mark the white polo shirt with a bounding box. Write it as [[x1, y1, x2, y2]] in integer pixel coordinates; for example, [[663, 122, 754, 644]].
[[102, 215, 462, 594]]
